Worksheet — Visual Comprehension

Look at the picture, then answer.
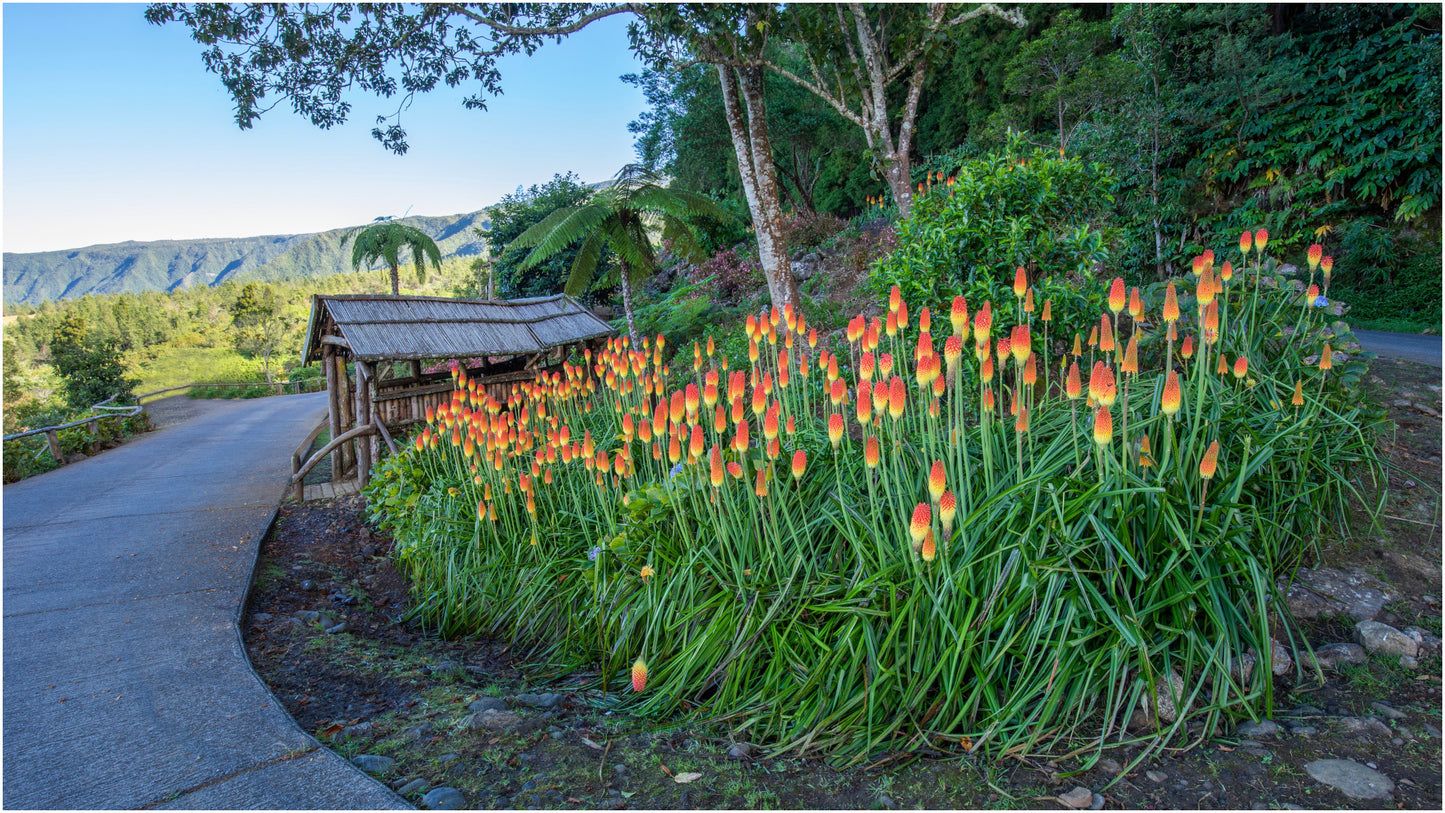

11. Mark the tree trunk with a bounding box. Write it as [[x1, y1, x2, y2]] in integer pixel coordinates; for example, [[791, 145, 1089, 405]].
[[716, 63, 797, 308], [620, 267, 641, 346], [389, 263, 401, 295]]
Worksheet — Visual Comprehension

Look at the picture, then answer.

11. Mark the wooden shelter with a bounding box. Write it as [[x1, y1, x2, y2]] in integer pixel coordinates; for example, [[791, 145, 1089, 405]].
[[293, 293, 614, 496]]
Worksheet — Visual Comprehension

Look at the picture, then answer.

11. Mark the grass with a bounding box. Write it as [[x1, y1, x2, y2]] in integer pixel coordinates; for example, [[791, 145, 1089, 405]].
[[370, 235, 1387, 766]]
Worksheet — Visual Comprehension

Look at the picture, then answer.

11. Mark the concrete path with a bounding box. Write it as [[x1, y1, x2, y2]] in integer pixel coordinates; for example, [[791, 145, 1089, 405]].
[[3, 393, 408, 810], [1355, 329, 1442, 368]]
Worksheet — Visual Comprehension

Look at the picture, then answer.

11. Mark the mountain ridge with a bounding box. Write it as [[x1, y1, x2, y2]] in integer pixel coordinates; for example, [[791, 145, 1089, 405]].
[[3, 210, 492, 305]]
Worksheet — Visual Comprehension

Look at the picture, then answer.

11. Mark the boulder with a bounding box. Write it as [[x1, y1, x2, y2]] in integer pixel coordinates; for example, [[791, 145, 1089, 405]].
[[1283, 567, 1398, 621], [1355, 621, 1418, 659]]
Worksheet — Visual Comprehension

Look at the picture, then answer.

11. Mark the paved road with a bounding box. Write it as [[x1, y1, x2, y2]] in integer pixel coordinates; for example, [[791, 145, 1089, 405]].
[[3, 393, 408, 809], [1355, 329, 1442, 367]]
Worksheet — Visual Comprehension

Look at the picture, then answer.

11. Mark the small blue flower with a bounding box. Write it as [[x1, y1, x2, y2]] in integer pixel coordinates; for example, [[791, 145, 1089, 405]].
[[669, 462, 685, 479], [587, 545, 602, 561], [1313, 295, 1329, 308]]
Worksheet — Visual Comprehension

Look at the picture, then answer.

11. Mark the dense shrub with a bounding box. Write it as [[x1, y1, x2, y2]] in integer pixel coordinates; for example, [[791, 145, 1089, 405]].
[[369, 232, 1381, 766], [689, 247, 766, 305], [779, 210, 848, 256], [872, 145, 1118, 344]]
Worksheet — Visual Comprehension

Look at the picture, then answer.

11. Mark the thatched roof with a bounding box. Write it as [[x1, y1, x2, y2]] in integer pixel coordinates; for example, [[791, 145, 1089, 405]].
[[302, 294, 614, 363]]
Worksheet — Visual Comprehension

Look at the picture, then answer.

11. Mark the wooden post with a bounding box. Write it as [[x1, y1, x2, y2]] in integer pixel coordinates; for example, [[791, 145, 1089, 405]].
[[354, 360, 373, 488], [367, 369, 381, 465], [324, 345, 342, 481], [337, 354, 354, 478], [45, 430, 64, 466]]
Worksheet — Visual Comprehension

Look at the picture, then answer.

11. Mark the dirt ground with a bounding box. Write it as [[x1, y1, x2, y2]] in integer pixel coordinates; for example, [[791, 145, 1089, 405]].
[[242, 359, 1442, 810]]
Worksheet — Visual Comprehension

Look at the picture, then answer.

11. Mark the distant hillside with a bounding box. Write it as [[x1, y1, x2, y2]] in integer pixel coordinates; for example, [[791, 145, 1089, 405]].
[[3, 210, 491, 304]]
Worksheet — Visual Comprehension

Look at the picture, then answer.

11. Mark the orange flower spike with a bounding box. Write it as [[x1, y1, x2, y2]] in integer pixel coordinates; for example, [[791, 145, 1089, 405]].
[[1093, 406, 1113, 447], [1123, 334, 1139, 375], [713, 404, 727, 434], [1233, 356, 1248, 379], [888, 376, 907, 420], [726, 461, 743, 479], [764, 402, 781, 441], [1217, 352, 1230, 376], [1307, 284, 1320, 300], [980, 353, 995, 384], [1072, 333, 1083, 357], [974, 300, 993, 340], [1024, 288, 1036, 314], [685, 383, 700, 419], [943, 336, 962, 370], [996, 337, 1012, 367], [1220, 260, 1233, 283], [1181, 335, 1195, 359], [786, 415, 795, 435], [921, 530, 936, 562], [1191, 255, 1205, 277], [910, 503, 931, 544], [1015, 405, 1030, 433], [808, 327, 819, 348], [982, 389, 996, 412], [1128, 287, 1144, 320], [1163, 282, 1180, 323], [1065, 362, 1082, 399], [706, 336, 716, 357], [898, 299, 910, 330], [865, 436, 881, 468], [1161, 369, 1182, 417], [939, 490, 957, 533], [928, 460, 947, 502], [871, 378, 888, 414], [1041, 298, 1053, 323], [828, 413, 845, 448], [830, 378, 847, 407], [1013, 266, 1028, 299], [828, 354, 840, 381], [1292, 380, 1305, 407], [1239, 230, 1253, 255], [631, 658, 648, 692], [791, 449, 807, 480], [859, 352, 875, 382], [885, 309, 898, 338], [950, 296, 970, 339], [640, 565, 655, 582], [1011, 324, 1030, 363], [1199, 440, 1220, 480], [856, 381, 873, 425], [708, 445, 724, 487], [1024, 353, 1038, 386], [1320, 343, 1333, 371], [919, 306, 931, 334], [751, 384, 767, 418], [1108, 277, 1126, 314], [1138, 433, 1153, 468], [1321, 255, 1333, 280], [1098, 315, 1115, 353], [754, 468, 769, 498], [879, 353, 895, 378], [690, 424, 705, 459], [889, 285, 902, 313], [1197, 266, 1216, 306], [667, 434, 682, 464], [1254, 228, 1269, 253], [733, 419, 750, 453], [1202, 249, 1215, 270], [1088, 326, 1099, 349]]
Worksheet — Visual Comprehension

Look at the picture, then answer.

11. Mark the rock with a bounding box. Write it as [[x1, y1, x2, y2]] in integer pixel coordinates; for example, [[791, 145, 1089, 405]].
[[405, 722, 434, 741], [1145, 770, 1168, 784], [326, 621, 350, 634], [251, 612, 273, 623], [1140, 669, 1187, 723], [1284, 568, 1398, 621], [1089, 792, 1105, 810], [1391, 737, 1405, 746], [421, 787, 467, 810], [1371, 701, 1407, 720], [1288, 705, 1325, 716], [352, 755, 394, 774], [1309, 642, 1368, 671], [1336, 716, 1393, 738], [1096, 757, 1121, 774], [514, 692, 564, 709], [1382, 551, 1438, 582], [340, 721, 373, 740], [875, 793, 898, 809], [1423, 723, 1442, 738], [1231, 652, 1258, 682], [1267, 639, 1292, 676], [397, 778, 428, 795], [1235, 719, 1281, 738], [468, 709, 523, 732], [1290, 725, 1318, 736], [1304, 759, 1394, 800], [1058, 786, 1094, 809], [792, 252, 824, 281], [1402, 625, 1441, 650], [727, 742, 754, 759], [294, 610, 321, 624], [1399, 654, 1420, 670], [1355, 621, 1418, 659], [300, 580, 319, 592], [468, 697, 510, 714], [426, 660, 460, 676], [436, 753, 461, 765]]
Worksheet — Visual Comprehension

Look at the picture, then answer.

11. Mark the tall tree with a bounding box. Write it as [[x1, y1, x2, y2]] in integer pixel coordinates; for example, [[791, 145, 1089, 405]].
[[485, 173, 598, 300], [229, 282, 290, 383], [343, 218, 443, 295], [768, 3, 1026, 219], [510, 164, 732, 343], [49, 313, 136, 409]]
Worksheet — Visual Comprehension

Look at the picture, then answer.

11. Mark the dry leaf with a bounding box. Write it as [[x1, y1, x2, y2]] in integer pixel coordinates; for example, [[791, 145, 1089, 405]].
[[580, 736, 605, 751], [673, 772, 703, 784]]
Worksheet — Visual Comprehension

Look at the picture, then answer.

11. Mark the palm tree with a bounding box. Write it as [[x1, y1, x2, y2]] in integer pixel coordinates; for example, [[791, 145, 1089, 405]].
[[510, 165, 733, 343], [342, 217, 443, 295]]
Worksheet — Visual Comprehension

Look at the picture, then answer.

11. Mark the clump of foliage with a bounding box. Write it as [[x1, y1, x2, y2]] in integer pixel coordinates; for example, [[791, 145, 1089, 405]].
[[873, 144, 1116, 342], [690, 247, 766, 306], [368, 231, 1382, 766], [48, 312, 137, 409], [779, 210, 848, 256], [485, 173, 603, 301]]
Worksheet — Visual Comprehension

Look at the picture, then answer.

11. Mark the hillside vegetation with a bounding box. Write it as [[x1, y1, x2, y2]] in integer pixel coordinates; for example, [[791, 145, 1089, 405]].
[[3, 210, 491, 305]]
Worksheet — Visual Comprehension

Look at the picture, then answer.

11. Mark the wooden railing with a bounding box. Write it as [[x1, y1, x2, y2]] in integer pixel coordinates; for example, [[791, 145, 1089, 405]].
[[2, 394, 144, 467], [136, 378, 326, 401]]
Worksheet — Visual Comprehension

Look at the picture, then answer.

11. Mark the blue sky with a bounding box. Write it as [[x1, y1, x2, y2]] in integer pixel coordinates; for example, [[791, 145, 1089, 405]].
[[2, 3, 648, 253]]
